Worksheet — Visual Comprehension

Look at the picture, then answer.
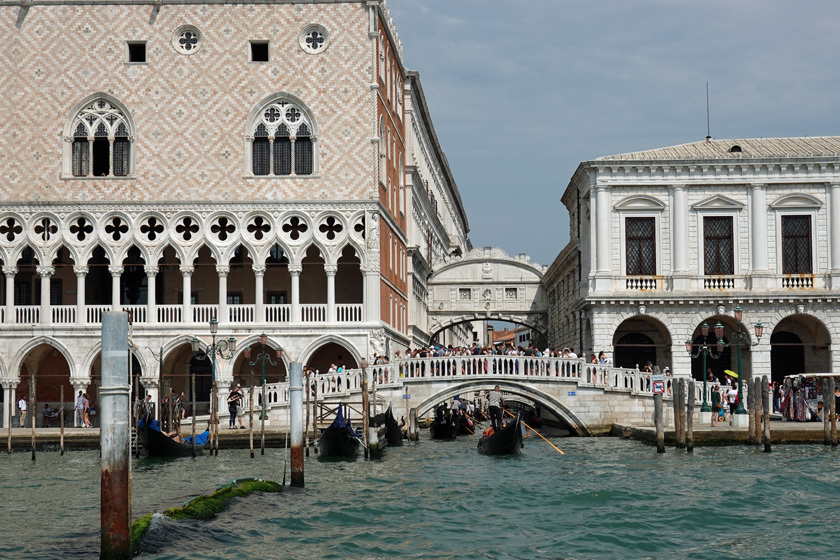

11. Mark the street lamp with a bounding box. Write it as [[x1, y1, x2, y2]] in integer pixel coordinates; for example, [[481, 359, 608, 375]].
[[714, 306, 764, 416], [244, 334, 283, 420], [685, 322, 722, 412], [190, 318, 236, 454], [190, 318, 237, 382]]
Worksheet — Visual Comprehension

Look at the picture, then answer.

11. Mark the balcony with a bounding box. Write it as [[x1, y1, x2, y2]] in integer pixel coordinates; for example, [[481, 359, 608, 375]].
[[3, 303, 365, 326]]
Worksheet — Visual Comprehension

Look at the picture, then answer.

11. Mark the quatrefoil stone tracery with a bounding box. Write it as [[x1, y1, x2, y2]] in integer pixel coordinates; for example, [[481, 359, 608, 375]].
[[211, 217, 236, 241], [247, 216, 271, 241], [319, 216, 343, 241], [175, 216, 200, 242], [282, 216, 308, 241], [140, 217, 165, 242], [34, 217, 58, 243], [0, 217, 22, 242], [70, 217, 94, 242], [104, 217, 129, 242]]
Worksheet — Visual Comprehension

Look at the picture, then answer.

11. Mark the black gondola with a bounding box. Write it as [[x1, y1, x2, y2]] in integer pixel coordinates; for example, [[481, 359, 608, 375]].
[[375, 404, 403, 446], [318, 404, 362, 458], [477, 413, 524, 455], [137, 417, 208, 457], [429, 403, 458, 440]]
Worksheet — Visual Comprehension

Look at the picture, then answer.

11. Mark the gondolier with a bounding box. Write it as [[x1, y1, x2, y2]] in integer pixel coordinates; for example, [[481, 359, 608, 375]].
[[487, 385, 503, 430]]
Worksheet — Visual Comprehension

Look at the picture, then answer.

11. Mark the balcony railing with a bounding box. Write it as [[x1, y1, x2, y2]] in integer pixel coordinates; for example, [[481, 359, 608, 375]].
[[782, 274, 814, 289], [4, 302, 363, 326]]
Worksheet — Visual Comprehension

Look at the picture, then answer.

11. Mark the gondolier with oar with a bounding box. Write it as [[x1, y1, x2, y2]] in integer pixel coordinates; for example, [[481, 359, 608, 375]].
[[487, 385, 503, 430]]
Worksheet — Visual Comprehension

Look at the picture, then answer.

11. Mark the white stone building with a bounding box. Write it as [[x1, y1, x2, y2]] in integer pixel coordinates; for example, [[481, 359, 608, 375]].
[[547, 137, 840, 382], [0, 0, 471, 425]]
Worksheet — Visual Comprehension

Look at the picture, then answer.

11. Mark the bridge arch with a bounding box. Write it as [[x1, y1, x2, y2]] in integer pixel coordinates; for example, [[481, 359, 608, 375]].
[[413, 379, 591, 437]]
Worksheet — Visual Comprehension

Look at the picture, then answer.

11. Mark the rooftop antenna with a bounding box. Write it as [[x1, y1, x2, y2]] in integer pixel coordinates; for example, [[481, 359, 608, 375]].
[[705, 81, 712, 141]]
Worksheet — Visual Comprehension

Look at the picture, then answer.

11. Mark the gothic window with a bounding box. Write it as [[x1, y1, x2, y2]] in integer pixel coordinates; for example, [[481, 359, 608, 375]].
[[249, 98, 316, 177], [782, 215, 812, 274], [172, 25, 203, 55], [703, 217, 734, 275], [299, 24, 330, 54], [68, 98, 133, 178], [625, 217, 656, 276]]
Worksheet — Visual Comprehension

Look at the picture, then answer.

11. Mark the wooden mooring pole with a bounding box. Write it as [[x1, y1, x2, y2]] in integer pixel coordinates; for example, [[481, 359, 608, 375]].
[[686, 380, 695, 453], [756, 378, 762, 442], [249, 374, 255, 459], [748, 377, 756, 445], [762, 376, 771, 453], [100, 312, 131, 560], [289, 361, 304, 487], [830, 377, 837, 446], [312, 373, 319, 454], [60, 384, 65, 456], [361, 361, 370, 459], [672, 379, 683, 449], [654, 393, 664, 453], [30, 375, 36, 461], [825, 377, 832, 446], [7, 387, 11, 454], [191, 373, 196, 459], [304, 370, 310, 457], [409, 407, 418, 441]]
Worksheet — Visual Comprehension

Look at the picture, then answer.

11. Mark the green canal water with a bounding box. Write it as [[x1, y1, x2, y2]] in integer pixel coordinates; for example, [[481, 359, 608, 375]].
[[1, 435, 837, 559]]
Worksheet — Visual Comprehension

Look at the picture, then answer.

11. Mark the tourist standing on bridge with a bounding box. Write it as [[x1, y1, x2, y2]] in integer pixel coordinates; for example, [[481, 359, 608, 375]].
[[487, 385, 503, 430]]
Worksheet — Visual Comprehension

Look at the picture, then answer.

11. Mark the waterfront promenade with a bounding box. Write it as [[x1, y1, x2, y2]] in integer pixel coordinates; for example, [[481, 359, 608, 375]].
[[3, 418, 833, 452]]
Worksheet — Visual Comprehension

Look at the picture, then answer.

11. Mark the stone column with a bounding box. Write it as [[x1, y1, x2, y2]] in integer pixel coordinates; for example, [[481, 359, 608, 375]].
[[363, 266, 380, 324], [145, 265, 158, 324], [830, 183, 840, 288], [592, 184, 612, 291], [671, 185, 690, 290], [74, 265, 88, 325], [37, 265, 55, 325], [1, 381, 14, 429], [108, 265, 124, 311], [3, 266, 16, 324], [750, 184, 769, 288], [289, 264, 302, 323], [181, 265, 194, 323], [253, 264, 266, 324], [325, 264, 338, 323], [217, 265, 230, 324]]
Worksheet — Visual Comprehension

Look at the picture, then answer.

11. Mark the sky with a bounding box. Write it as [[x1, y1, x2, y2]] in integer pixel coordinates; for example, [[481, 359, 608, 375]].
[[389, 0, 840, 266]]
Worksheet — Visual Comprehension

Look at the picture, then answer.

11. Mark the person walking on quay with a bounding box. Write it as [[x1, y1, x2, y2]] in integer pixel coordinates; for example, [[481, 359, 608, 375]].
[[726, 385, 738, 425], [74, 390, 85, 427], [227, 385, 242, 429], [487, 385, 503, 430], [82, 393, 91, 427], [235, 385, 246, 429], [18, 395, 27, 428], [711, 386, 722, 427]]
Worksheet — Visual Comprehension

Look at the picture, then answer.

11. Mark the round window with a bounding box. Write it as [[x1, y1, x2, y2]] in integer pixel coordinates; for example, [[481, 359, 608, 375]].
[[172, 25, 203, 55], [299, 24, 330, 54]]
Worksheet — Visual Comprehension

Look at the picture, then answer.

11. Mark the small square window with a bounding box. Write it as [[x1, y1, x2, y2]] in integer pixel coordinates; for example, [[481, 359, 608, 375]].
[[250, 41, 269, 62], [127, 42, 146, 63]]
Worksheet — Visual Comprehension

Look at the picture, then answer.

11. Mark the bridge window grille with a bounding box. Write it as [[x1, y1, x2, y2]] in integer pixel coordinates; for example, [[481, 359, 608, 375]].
[[625, 217, 656, 276], [703, 216, 733, 275], [782, 215, 812, 274], [505, 288, 517, 300], [458, 288, 472, 300], [250, 100, 316, 176]]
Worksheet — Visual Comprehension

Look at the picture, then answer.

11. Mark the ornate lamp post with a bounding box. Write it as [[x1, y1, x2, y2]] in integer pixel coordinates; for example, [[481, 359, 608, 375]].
[[685, 322, 721, 413], [190, 318, 236, 383], [190, 318, 236, 454], [714, 306, 764, 417], [244, 334, 282, 420]]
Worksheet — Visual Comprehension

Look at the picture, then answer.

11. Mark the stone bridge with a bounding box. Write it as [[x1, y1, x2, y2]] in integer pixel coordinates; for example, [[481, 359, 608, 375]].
[[233, 356, 705, 435], [426, 247, 548, 339]]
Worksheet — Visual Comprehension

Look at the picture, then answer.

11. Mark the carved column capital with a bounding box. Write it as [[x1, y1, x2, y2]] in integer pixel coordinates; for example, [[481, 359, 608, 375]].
[[2, 266, 18, 277], [180, 265, 195, 277], [252, 264, 267, 276], [144, 265, 159, 276], [73, 265, 89, 276], [36, 265, 55, 277], [288, 264, 303, 276], [216, 265, 231, 277], [108, 265, 124, 277], [324, 265, 338, 276]]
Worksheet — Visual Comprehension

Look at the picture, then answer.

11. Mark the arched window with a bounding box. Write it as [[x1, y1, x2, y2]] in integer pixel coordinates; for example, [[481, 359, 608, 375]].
[[247, 97, 317, 177], [66, 97, 134, 178]]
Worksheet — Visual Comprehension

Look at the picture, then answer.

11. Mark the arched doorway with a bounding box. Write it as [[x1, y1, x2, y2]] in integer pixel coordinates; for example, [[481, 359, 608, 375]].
[[612, 316, 673, 371], [307, 342, 359, 374], [15, 343, 73, 427], [614, 333, 656, 370], [770, 315, 830, 382]]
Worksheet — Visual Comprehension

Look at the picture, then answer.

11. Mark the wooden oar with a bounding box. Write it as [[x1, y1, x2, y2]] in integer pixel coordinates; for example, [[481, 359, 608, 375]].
[[504, 410, 565, 455]]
